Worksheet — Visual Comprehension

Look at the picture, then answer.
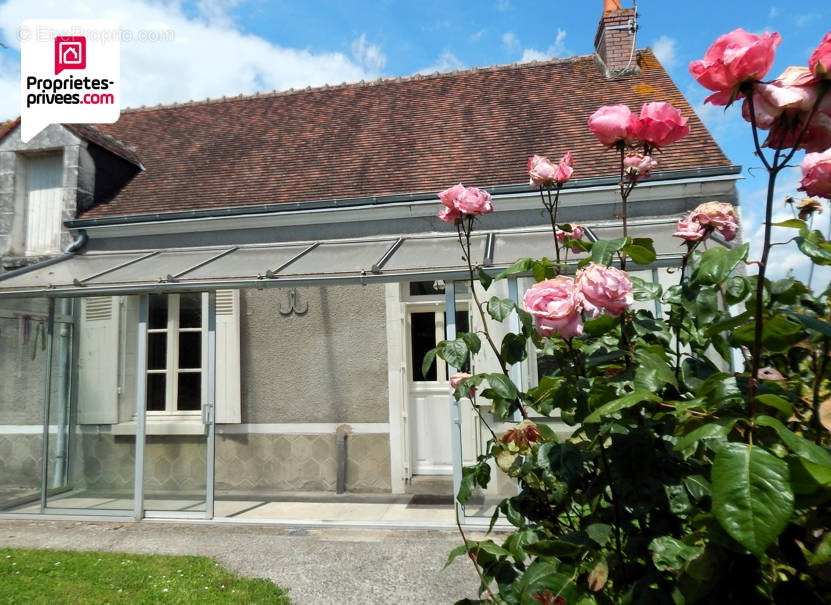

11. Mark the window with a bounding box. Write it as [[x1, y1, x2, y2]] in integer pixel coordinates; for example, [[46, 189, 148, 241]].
[[24, 153, 64, 256], [146, 293, 206, 413]]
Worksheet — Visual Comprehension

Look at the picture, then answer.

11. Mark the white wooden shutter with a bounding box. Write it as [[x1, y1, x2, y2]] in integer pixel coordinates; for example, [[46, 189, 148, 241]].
[[77, 297, 119, 424], [24, 154, 63, 255], [214, 289, 241, 423]]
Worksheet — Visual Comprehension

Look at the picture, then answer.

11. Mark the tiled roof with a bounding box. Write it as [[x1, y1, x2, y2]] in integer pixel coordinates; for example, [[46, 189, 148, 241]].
[[0, 117, 20, 141], [63, 124, 143, 168], [81, 51, 730, 219]]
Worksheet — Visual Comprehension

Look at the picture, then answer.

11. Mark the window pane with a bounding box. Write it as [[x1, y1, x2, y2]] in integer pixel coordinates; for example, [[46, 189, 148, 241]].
[[411, 312, 437, 381], [148, 294, 167, 329], [179, 293, 201, 328], [147, 374, 165, 411], [179, 332, 201, 369], [408, 281, 467, 296], [444, 311, 471, 373], [148, 333, 166, 370], [177, 373, 201, 411]]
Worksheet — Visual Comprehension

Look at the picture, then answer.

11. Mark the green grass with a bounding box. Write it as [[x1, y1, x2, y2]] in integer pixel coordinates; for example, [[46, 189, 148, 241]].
[[0, 547, 291, 604]]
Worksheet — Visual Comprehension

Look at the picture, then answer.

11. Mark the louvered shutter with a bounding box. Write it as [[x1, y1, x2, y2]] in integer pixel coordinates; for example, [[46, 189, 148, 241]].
[[214, 289, 241, 423], [77, 297, 119, 424]]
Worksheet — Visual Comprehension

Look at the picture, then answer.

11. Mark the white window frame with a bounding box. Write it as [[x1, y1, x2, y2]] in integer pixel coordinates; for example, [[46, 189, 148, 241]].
[[146, 292, 208, 419]]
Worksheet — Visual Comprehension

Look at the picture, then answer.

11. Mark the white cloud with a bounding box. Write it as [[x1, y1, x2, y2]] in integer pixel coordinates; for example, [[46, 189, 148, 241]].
[[520, 28, 567, 63], [469, 29, 486, 42], [196, 0, 242, 27], [0, 0, 383, 120], [416, 51, 465, 75], [351, 33, 386, 73], [501, 32, 519, 52], [651, 35, 676, 69]]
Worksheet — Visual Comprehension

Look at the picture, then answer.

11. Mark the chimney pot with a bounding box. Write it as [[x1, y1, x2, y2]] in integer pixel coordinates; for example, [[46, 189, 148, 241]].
[[594, 2, 638, 78]]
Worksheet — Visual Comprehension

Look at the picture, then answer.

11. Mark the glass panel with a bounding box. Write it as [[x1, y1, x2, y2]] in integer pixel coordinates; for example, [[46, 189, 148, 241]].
[[446, 310, 471, 373], [411, 312, 437, 382], [144, 436, 206, 513], [147, 374, 166, 411], [0, 252, 147, 293], [0, 298, 49, 513], [179, 293, 201, 328], [147, 332, 166, 370], [387, 234, 487, 272], [177, 372, 201, 411], [46, 297, 136, 513], [148, 294, 167, 329], [178, 332, 201, 369]]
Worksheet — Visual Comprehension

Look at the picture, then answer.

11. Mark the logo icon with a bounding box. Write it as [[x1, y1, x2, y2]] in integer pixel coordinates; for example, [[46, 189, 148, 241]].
[[55, 36, 86, 74]]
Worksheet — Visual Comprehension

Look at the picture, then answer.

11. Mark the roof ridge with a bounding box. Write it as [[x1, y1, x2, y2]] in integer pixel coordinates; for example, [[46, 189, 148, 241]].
[[120, 52, 612, 114]]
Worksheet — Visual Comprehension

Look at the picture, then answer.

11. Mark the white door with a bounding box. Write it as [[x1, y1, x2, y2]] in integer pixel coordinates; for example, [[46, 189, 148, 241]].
[[407, 306, 470, 475], [24, 153, 63, 256]]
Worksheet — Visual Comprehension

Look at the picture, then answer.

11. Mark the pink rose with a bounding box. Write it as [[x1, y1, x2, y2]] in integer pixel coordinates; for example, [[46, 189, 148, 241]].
[[799, 148, 831, 199], [763, 90, 831, 153], [688, 201, 740, 241], [689, 28, 781, 106], [457, 186, 493, 215], [588, 104, 638, 147], [673, 218, 706, 242], [437, 184, 494, 221], [556, 224, 585, 253], [633, 102, 690, 148], [450, 371, 476, 397], [576, 263, 633, 318], [528, 152, 573, 188], [809, 32, 831, 79], [623, 153, 658, 180], [523, 276, 583, 339], [741, 67, 817, 130]]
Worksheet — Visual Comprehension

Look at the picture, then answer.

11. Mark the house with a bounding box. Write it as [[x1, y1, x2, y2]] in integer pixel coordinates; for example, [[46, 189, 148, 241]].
[[0, 4, 739, 524]]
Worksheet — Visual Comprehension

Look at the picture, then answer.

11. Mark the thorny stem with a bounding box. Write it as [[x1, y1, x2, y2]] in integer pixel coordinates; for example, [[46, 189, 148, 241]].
[[812, 338, 830, 440], [455, 508, 500, 603], [598, 440, 627, 582], [457, 220, 529, 420], [618, 145, 629, 271], [540, 186, 562, 269], [674, 242, 699, 378]]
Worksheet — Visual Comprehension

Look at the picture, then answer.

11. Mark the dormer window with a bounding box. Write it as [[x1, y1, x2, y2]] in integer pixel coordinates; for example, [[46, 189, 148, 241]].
[[23, 152, 64, 256]]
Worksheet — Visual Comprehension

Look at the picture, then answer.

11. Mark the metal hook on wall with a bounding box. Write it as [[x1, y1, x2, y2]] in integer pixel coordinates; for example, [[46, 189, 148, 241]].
[[279, 288, 309, 316]]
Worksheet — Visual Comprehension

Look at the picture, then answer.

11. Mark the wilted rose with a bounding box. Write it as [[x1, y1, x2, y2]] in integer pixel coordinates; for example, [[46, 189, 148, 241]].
[[523, 276, 583, 339], [799, 148, 831, 199], [450, 371, 476, 398], [688, 201, 740, 241], [673, 218, 706, 242], [809, 32, 831, 79], [623, 153, 658, 181], [795, 197, 823, 220], [501, 419, 543, 454], [742, 67, 817, 130], [764, 92, 831, 153], [689, 28, 781, 105], [588, 104, 638, 147], [576, 263, 633, 318], [633, 102, 690, 148], [528, 152, 572, 188]]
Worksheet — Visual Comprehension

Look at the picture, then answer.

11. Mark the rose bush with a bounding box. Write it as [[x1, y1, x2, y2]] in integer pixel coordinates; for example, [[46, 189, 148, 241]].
[[427, 26, 831, 605]]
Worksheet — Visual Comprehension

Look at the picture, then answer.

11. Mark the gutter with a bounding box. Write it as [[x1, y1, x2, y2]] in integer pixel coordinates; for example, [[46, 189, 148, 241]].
[[66, 165, 741, 229]]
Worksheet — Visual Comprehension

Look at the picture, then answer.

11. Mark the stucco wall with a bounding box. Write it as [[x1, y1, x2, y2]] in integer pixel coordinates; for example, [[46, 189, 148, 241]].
[[241, 284, 389, 424]]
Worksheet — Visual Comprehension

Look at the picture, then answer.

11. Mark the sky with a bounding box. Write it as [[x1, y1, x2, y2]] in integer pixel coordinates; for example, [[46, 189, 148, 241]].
[[0, 0, 830, 289]]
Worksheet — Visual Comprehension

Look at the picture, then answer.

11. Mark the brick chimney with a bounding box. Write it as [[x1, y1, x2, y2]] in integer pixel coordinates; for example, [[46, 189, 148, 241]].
[[594, 1, 639, 78]]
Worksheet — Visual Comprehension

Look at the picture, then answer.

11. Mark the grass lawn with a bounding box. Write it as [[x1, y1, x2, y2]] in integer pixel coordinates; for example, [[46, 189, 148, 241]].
[[0, 547, 291, 604]]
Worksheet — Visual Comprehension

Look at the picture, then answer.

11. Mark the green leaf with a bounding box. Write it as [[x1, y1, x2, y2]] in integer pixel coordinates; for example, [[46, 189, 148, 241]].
[[487, 296, 516, 322], [723, 275, 750, 305], [630, 275, 662, 301], [421, 347, 437, 379], [517, 560, 575, 605], [674, 418, 737, 451], [584, 390, 660, 423], [582, 314, 618, 336], [731, 315, 803, 353], [755, 394, 794, 417], [443, 338, 469, 369], [650, 536, 704, 572], [486, 373, 519, 401], [711, 442, 794, 556], [623, 238, 657, 265], [771, 218, 807, 230], [478, 267, 493, 290], [796, 230, 831, 265], [461, 332, 482, 355], [445, 544, 469, 568], [786, 455, 831, 495], [494, 257, 536, 280], [633, 348, 677, 391], [755, 415, 831, 467], [501, 333, 528, 365], [782, 310, 831, 338], [591, 237, 627, 266], [682, 474, 712, 501], [690, 243, 749, 286], [585, 523, 613, 546]]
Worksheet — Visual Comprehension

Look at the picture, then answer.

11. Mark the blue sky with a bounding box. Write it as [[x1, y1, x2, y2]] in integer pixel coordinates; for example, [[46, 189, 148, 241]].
[[1, 0, 829, 287]]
